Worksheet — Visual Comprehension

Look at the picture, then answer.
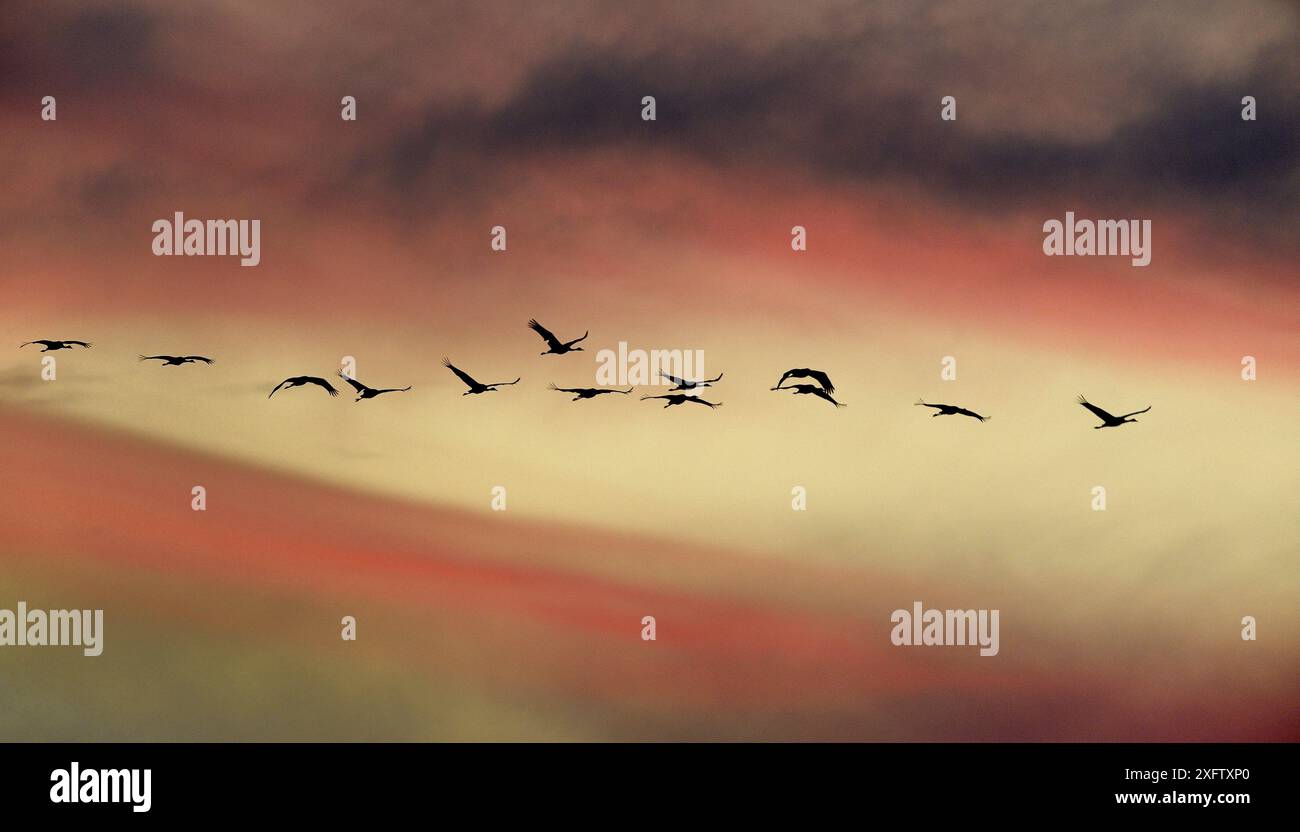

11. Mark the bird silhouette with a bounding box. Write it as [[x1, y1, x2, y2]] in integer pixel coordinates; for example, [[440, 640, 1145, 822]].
[[772, 383, 844, 408], [1077, 396, 1150, 428], [548, 383, 634, 401], [443, 358, 520, 395], [528, 319, 588, 355], [139, 354, 215, 366], [640, 393, 722, 409], [20, 340, 92, 352], [660, 371, 724, 391], [269, 376, 339, 398], [338, 371, 411, 402], [774, 368, 834, 393], [915, 399, 988, 421]]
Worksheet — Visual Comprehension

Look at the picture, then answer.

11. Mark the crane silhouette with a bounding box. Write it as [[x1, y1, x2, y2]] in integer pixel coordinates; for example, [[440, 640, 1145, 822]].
[[338, 371, 412, 402], [548, 383, 634, 401], [640, 393, 722, 409], [528, 319, 588, 355], [443, 358, 520, 395], [772, 383, 844, 408], [268, 376, 338, 398], [660, 371, 723, 391], [20, 340, 92, 352], [139, 354, 214, 366], [1077, 396, 1150, 428], [915, 399, 988, 421], [774, 368, 834, 393]]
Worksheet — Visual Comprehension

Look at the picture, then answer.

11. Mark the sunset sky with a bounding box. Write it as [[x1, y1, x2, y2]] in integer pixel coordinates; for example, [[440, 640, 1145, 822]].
[[0, 0, 1296, 740]]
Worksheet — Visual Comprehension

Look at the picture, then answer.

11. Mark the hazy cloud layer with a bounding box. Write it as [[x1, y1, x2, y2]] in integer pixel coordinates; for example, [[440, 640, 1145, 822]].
[[2, 0, 1296, 247]]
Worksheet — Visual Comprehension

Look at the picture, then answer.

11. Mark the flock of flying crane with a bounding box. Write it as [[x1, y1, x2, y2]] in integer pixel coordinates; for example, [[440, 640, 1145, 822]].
[[17, 325, 1154, 427]]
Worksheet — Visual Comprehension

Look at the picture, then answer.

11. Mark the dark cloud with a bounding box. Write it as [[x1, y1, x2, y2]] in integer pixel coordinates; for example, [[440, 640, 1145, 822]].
[[72, 164, 151, 214], [0, 2, 160, 93], [2, 1, 1295, 250], [363, 35, 1298, 229], [55, 6, 159, 84]]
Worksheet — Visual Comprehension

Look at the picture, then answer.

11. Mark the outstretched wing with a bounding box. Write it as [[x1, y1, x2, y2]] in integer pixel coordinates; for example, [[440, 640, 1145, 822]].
[[640, 394, 669, 401], [805, 369, 834, 393], [338, 371, 368, 394], [781, 368, 834, 392], [182, 356, 215, 364], [528, 319, 562, 349], [1120, 405, 1152, 419], [703, 372, 724, 383], [1077, 396, 1115, 421], [685, 396, 721, 408], [566, 331, 589, 346], [659, 371, 687, 386], [306, 376, 339, 396], [442, 358, 480, 388], [954, 407, 987, 421], [487, 378, 521, 388]]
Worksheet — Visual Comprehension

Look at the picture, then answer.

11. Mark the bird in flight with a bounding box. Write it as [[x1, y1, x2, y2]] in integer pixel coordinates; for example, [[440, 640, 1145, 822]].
[[443, 358, 520, 395], [20, 340, 92, 352], [268, 376, 339, 398], [1077, 396, 1151, 429], [338, 371, 412, 402], [139, 354, 215, 366], [774, 368, 835, 393], [548, 383, 634, 401], [640, 393, 722, 409], [772, 383, 845, 408], [528, 319, 588, 355], [915, 399, 988, 422], [660, 371, 724, 391]]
